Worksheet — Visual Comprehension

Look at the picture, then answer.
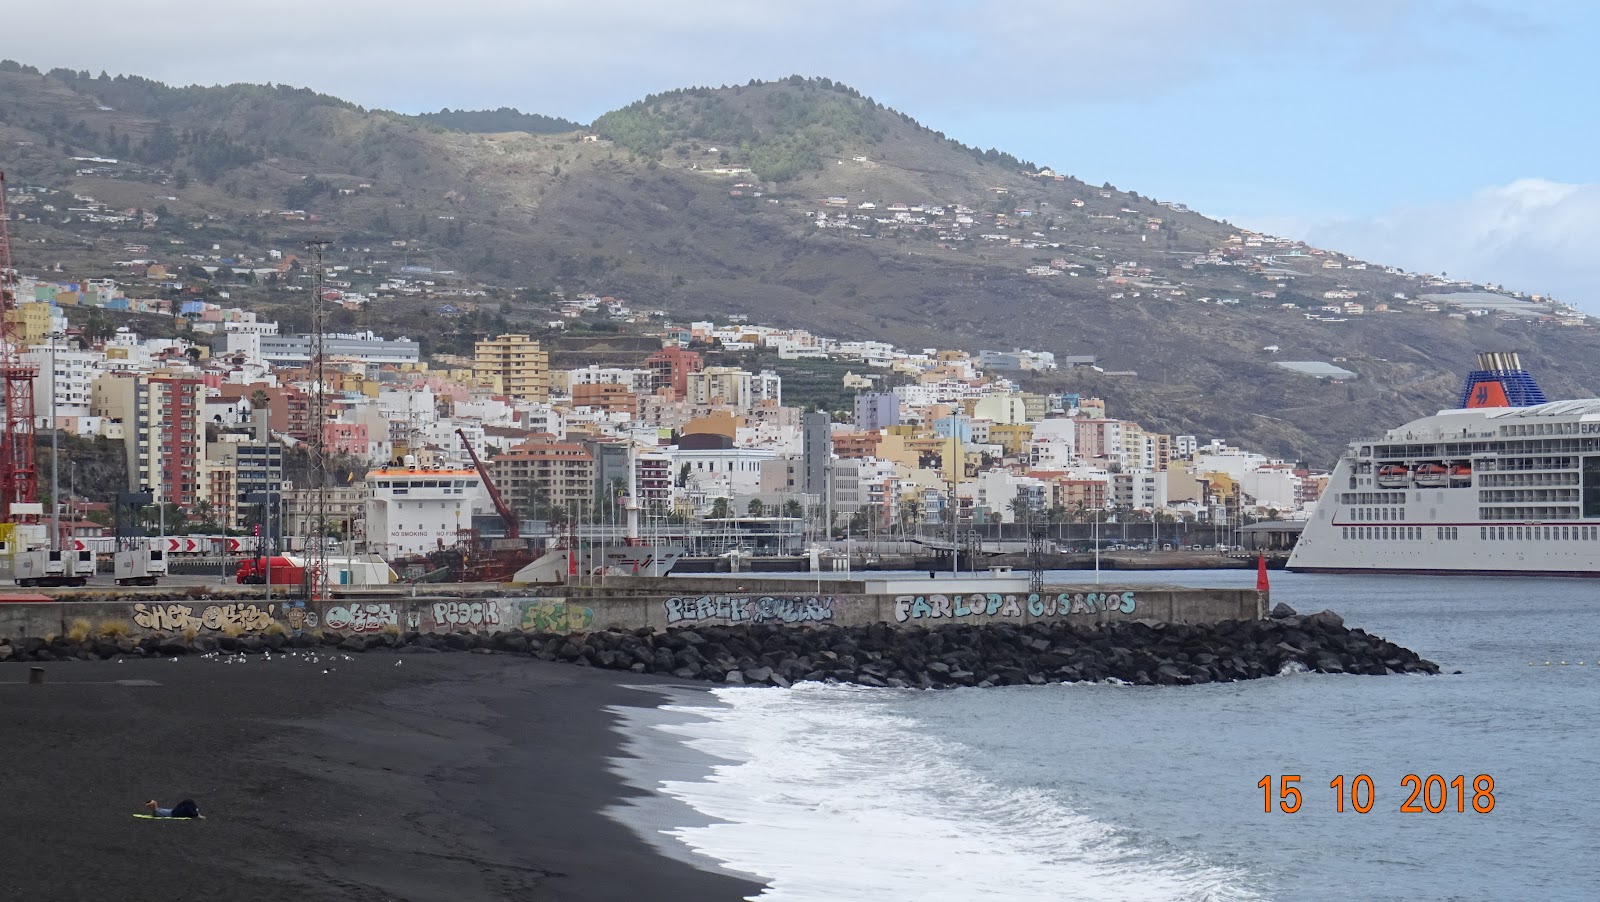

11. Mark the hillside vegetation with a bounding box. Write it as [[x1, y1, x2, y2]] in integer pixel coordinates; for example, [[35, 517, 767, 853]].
[[411, 107, 581, 134], [1, 62, 1597, 464]]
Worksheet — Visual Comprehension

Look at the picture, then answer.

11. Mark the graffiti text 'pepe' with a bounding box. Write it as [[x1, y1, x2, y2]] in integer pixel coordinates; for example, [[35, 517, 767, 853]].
[[892, 592, 1136, 623]]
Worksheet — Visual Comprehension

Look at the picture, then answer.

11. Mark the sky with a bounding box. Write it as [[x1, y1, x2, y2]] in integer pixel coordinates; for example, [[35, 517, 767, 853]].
[[12, 1, 1599, 309]]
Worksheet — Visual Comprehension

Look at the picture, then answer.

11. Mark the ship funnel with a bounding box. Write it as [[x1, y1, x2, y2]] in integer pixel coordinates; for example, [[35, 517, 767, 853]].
[[1458, 350, 1547, 409]]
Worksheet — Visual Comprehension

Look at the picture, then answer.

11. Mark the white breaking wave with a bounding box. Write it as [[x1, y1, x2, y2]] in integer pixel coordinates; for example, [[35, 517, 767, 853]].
[[640, 683, 1263, 902]]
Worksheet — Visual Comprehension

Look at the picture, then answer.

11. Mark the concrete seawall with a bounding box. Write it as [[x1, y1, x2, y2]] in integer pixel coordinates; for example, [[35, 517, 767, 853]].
[[0, 584, 1263, 644]]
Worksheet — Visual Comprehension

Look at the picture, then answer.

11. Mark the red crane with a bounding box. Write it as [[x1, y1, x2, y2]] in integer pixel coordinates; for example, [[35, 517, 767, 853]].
[[0, 170, 39, 516], [456, 428, 518, 540]]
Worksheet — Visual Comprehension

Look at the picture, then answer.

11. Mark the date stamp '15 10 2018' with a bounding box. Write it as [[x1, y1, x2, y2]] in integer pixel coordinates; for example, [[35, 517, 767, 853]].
[[1258, 774, 1496, 814]]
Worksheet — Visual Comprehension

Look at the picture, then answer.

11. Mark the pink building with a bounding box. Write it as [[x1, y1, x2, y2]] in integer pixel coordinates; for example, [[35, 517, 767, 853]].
[[324, 422, 369, 457]]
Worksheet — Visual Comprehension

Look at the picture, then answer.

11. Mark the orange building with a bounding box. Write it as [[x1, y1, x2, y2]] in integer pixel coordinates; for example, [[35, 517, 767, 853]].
[[832, 430, 882, 459], [571, 383, 638, 415], [644, 346, 704, 400]]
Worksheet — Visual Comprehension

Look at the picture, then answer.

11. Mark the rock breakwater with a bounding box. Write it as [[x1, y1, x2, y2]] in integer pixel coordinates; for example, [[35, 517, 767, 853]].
[[1, 606, 1437, 687]]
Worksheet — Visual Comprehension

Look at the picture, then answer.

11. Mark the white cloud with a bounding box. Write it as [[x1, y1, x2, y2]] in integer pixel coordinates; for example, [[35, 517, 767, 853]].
[[1291, 179, 1600, 311]]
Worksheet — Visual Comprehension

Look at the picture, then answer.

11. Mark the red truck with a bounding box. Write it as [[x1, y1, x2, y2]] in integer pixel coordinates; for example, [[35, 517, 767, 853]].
[[234, 556, 305, 586]]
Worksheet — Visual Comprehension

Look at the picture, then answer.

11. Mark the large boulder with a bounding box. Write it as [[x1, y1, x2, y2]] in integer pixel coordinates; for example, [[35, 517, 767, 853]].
[[1305, 610, 1344, 631]]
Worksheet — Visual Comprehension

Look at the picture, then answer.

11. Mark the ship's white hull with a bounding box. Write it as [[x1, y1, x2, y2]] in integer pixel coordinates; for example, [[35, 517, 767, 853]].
[[1288, 402, 1600, 577]]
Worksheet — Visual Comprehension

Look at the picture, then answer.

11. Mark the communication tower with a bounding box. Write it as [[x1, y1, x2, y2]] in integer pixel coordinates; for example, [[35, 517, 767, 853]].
[[304, 238, 332, 600], [0, 171, 39, 517]]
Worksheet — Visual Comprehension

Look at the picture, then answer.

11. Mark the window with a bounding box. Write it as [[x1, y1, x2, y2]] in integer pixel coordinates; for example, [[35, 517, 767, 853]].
[[1584, 457, 1600, 519]]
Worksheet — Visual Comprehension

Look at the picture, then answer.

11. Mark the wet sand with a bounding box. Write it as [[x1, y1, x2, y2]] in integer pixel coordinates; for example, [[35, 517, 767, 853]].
[[0, 653, 761, 901]]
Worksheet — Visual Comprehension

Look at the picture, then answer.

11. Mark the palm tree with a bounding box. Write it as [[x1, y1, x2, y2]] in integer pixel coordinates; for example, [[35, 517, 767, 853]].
[[709, 497, 733, 520], [781, 498, 803, 519], [899, 498, 923, 533], [747, 498, 766, 517]]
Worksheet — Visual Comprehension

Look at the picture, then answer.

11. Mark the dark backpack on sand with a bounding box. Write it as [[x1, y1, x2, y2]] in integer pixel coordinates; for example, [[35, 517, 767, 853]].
[[170, 799, 200, 819]]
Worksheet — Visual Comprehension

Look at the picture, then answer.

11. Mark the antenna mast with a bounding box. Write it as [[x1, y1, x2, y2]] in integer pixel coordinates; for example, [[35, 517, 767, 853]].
[[305, 237, 332, 601], [0, 171, 39, 520]]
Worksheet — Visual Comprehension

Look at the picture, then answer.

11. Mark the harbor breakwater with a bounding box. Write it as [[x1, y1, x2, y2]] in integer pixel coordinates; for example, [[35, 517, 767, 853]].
[[0, 583, 1262, 643], [0, 579, 1436, 687], [0, 606, 1437, 687]]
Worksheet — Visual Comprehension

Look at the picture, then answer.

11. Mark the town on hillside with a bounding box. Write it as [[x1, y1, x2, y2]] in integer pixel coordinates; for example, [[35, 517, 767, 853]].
[[6, 248, 1330, 567]]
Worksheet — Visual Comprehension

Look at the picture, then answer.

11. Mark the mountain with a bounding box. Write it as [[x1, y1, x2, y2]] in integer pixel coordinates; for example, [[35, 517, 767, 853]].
[[1, 61, 1597, 465]]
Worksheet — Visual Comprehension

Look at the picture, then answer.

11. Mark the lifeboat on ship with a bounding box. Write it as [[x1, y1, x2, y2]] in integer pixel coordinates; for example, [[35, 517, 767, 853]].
[[1413, 463, 1448, 487], [1376, 464, 1411, 488], [1448, 462, 1473, 485]]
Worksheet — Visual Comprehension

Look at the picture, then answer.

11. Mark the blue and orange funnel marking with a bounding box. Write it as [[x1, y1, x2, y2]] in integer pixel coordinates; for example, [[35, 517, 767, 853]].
[[1458, 351, 1546, 409]]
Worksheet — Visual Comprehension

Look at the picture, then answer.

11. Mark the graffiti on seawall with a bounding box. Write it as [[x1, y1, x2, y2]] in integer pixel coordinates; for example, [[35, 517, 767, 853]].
[[432, 600, 502, 629], [521, 601, 594, 634], [663, 595, 836, 625], [280, 601, 319, 635], [323, 603, 398, 633], [892, 592, 1137, 623], [132, 602, 280, 634]]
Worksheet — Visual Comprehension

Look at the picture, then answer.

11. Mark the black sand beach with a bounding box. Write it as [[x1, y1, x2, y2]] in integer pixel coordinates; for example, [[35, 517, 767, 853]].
[[0, 653, 761, 901]]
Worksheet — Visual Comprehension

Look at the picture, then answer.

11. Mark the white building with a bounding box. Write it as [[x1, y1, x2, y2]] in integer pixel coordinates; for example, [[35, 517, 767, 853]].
[[670, 447, 778, 500], [1113, 469, 1168, 511], [1029, 418, 1078, 470], [564, 365, 654, 396], [687, 367, 754, 411], [23, 345, 103, 428], [753, 369, 783, 405]]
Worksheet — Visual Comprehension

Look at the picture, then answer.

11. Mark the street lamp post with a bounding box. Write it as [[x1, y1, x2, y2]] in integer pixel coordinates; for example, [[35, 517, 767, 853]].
[[1093, 505, 1101, 585]]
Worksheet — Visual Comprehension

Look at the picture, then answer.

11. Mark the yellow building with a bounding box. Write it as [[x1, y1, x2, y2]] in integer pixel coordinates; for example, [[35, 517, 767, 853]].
[[473, 334, 550, 402], [989, 423, 1034, 457], [6, 302, 55, 346]]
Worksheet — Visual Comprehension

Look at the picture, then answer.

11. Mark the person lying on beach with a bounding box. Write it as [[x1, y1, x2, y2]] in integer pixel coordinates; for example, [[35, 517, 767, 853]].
[[144, 799, 202, 819]]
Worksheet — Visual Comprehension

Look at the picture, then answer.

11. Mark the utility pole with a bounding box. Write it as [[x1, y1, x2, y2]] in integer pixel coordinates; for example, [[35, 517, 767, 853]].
[[947, 428, 959, 576]]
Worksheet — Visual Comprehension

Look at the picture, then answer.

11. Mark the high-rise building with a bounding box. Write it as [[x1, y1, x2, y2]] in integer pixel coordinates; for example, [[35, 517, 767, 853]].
[[571, 383, 638, 415], [802, 411, 831, 497], [205, 430, 282, 532], [473, 334, 550, 402], [92, 371, 208, 508], [22, 345, 103, 429], [644, 346, 704, 400], [490, 438, 596, 516], [686, 366, 753, 410], [753, 369, 783, 405], [853, 391, 900, 431]]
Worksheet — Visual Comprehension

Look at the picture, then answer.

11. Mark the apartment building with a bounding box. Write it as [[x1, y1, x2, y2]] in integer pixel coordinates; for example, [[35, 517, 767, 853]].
[[473, 334, 550, 402], [644, 346, 704, 400], [571, 382, 638, 416], [205, 435, 283, 532], [490, 438, 596, 516], [22, 345, 103, 428], [687, 366, 754, 411], [92, 370, 207, 508]]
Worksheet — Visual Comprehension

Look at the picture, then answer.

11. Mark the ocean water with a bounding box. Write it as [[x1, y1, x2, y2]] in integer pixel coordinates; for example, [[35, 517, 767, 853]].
[[612, 571, 1600, 901]]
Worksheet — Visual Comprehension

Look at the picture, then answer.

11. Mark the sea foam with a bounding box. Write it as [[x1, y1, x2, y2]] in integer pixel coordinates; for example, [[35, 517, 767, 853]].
[[636, 683, 1262, 901]]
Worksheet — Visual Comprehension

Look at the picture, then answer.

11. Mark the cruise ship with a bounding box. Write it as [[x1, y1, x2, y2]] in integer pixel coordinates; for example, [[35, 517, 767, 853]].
[[1288, 353, 1600, 576]]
